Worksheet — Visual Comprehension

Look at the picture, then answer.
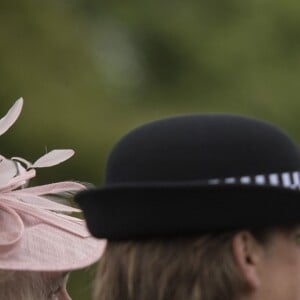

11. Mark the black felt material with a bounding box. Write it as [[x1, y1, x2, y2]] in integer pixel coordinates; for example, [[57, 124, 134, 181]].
[[75, 114, 300, 240]]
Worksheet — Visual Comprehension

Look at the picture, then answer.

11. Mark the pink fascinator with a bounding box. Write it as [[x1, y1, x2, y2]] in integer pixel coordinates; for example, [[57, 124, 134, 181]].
[[0, 98, 105, 271]]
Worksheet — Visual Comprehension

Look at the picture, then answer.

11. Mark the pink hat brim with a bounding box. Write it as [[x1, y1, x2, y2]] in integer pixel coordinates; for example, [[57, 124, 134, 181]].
[[0, 211, 106, 271]]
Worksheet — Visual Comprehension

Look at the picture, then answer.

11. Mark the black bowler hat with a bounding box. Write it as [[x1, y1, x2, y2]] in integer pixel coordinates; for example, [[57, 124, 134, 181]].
[[75, 114, 300, 240]]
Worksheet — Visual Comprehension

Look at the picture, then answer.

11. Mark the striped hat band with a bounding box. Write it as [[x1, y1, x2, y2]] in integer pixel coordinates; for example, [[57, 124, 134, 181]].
[[208, 171, 300, 190]]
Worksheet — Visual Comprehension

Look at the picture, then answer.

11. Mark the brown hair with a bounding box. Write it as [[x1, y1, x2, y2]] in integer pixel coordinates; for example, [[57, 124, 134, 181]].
[[0, 271, 49, 300], [94, 232, 257, 300]]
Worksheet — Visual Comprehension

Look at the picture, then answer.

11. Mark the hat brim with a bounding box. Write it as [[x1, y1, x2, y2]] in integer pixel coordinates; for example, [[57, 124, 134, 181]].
[[76, 184, 300, 240], [0, 211, 106, 272]]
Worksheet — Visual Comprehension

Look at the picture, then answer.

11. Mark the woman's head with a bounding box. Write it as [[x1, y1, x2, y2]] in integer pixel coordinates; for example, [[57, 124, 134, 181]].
[[75, 114, 300, 300], [94, 233, 248, 300], [94, 225, 300, 300]]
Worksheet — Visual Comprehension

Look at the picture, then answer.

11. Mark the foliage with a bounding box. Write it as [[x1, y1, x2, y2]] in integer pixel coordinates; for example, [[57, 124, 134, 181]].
[[1, 1, 300, 299]]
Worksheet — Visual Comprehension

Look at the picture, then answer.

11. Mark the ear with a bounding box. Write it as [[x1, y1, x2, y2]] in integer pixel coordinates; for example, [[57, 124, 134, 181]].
[[232, 231, 263, 290]]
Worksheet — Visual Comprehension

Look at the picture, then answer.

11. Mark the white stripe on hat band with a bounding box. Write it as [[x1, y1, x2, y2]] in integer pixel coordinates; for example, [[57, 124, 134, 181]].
[[269, 173, 279, 186], [208, 179, 221, 184], [292, 172, 300, 188], [282, 172, 291, 187], [240, 176, 251, 184], [255, 175, 265, 185], [224, 177, 236, 184]]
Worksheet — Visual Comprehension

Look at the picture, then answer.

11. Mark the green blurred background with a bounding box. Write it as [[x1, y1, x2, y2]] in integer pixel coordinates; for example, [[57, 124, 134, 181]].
[[1, 0, 300, 299]]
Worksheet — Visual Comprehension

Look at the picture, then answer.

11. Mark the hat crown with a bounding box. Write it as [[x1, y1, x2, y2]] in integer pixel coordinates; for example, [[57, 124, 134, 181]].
[[105, 114, 300, 185]]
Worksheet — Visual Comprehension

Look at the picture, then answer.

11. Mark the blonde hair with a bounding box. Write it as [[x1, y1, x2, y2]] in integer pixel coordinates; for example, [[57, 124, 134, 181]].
[[94, 233, 251, 300], [0, 271, 50, 300]]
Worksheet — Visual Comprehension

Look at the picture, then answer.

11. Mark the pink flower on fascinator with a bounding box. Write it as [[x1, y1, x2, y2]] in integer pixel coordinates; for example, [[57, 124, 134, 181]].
[[0, 98, 105, 271]]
